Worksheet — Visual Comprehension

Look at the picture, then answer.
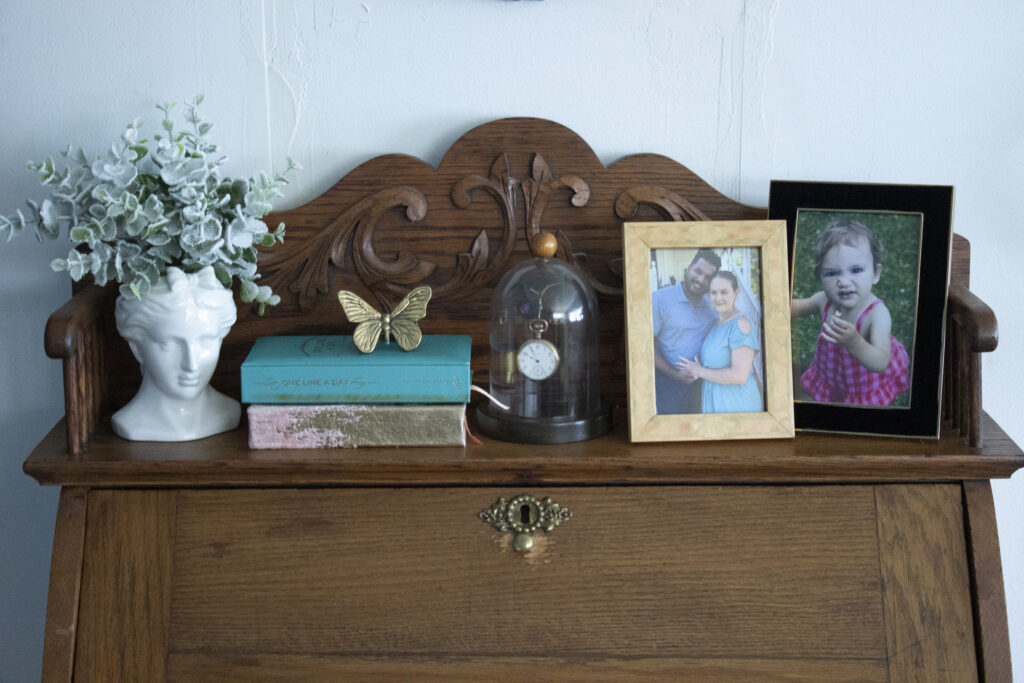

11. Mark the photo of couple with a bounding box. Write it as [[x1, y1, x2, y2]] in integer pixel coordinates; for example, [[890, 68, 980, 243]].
[[651, 247, 765, 416]]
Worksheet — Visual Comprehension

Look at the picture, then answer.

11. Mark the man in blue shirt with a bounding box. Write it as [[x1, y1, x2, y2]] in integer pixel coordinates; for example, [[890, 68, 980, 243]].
[[652, 249, 721, 414]]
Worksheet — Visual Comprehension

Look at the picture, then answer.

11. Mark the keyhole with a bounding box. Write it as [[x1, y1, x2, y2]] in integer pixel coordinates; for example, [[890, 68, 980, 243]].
[[520, 504, 531, 525]]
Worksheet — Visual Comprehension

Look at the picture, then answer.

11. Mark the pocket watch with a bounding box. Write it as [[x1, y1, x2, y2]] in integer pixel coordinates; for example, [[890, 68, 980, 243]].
[[516, 307, 560, 381], [476, 232, 611, 444]]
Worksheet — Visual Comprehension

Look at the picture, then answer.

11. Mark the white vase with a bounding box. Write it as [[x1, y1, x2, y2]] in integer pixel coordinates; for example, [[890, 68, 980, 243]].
[[111, 266, 241, 441]]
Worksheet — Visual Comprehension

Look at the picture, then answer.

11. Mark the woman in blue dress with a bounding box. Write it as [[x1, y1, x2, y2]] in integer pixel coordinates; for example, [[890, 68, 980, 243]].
[[679, 271, 763, 413]]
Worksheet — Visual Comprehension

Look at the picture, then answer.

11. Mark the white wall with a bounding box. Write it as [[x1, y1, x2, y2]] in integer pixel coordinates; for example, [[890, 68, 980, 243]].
[[1, 0, 1021, 678]]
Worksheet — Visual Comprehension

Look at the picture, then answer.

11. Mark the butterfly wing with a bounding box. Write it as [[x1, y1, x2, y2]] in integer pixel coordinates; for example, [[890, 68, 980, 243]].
[[390, 286, 432, 351], [390, 317, 423, 352], [390, 286, 432, 319], [338, 290, 384, 353], [352, 320, 383, 354], [338, 290, 381, 324]]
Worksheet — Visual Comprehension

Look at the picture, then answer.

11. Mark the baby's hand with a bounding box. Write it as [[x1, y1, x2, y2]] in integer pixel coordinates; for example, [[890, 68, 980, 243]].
[[821, 316, 860, 348]]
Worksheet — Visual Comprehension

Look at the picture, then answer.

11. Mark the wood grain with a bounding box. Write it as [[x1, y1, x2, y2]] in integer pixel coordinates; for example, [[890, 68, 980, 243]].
[[947, 281, 998, 446], [74, 490, 177, 681], [167, 486, 887, 664], [44, 285, 115, 456], [166, 653, 887, 682], [23, 410, 1024, 488], [875, 484, 977, 681], [962, 481, 1013, 682], [40, 487, 87, 683]]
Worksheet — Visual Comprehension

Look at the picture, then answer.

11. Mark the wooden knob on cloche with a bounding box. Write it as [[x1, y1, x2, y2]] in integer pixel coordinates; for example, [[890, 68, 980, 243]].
[[531, 232, 558, 258]]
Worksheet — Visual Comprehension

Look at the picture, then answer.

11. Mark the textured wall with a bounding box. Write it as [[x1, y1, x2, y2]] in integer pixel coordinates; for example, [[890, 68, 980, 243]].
[[1, 0, 1021, 678]]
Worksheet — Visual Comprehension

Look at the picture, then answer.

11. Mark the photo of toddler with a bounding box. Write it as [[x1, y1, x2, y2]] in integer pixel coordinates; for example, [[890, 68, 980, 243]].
[[791, 217, 915, 406]]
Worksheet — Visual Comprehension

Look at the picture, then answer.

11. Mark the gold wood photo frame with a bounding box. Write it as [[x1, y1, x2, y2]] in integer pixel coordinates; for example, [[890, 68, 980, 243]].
[[623, 220, 794, 442]]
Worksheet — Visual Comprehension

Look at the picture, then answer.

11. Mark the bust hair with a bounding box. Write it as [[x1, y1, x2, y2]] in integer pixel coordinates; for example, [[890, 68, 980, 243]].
[[115, 269, 237, 342], [813, 219, 886, 279]]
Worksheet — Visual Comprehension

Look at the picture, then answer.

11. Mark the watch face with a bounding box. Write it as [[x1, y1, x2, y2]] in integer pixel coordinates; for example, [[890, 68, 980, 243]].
[[516, 339, 560, 381]]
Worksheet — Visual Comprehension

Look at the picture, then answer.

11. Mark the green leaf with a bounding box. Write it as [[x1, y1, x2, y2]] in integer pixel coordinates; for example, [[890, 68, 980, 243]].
[[213, 263, 233, 289], [66, 251, 89, 280], [35, 157, 57, 184], [39, 199, 60, 233], [69, 226, 94, 245], [142, 222, 171, 245], [98, 219, 117, 241], [93, 259, 112, 286], [239, 279, 259, 303]]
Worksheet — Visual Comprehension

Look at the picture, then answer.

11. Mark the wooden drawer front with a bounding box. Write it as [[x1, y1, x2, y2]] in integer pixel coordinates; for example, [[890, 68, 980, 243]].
[[74, 485, 977, 681]]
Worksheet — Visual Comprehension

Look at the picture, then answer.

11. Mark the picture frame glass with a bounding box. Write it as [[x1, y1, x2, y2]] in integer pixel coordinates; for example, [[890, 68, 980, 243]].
[[790, 209, 923, 409], [651, 246, 766, 416]]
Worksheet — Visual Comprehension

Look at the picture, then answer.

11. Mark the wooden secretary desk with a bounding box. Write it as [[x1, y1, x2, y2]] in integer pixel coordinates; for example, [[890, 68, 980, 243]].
[[26, 119, 1023, 681]]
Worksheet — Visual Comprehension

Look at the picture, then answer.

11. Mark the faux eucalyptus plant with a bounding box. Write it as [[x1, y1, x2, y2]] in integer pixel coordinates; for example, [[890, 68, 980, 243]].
[[0, 96, 298, 313]]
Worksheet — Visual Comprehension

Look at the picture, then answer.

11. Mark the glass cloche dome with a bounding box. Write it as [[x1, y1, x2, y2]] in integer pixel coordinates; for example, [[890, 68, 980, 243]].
[[476, 232, 611, 443]]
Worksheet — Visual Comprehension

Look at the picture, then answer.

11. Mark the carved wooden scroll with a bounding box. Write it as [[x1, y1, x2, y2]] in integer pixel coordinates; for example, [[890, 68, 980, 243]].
[[260, 151, 597, 310]]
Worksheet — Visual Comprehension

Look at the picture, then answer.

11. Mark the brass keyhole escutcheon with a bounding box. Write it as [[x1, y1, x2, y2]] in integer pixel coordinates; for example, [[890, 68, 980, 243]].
[[479, 495, 571, 552]]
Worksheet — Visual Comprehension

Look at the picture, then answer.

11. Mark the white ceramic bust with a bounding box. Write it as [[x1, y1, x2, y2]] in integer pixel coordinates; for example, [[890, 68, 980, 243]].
[[111, 266, 241, 441]]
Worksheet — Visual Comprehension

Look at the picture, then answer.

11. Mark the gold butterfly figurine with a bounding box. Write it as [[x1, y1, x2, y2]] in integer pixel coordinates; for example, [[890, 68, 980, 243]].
[[337, 286, 432, 353]]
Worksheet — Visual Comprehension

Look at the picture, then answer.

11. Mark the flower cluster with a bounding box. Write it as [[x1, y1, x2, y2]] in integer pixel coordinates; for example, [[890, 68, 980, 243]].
[[0, 96, 298, 313]]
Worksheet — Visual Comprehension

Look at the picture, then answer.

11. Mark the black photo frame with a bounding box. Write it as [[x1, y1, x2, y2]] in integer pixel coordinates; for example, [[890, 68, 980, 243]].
[[769, 181, 953, 438]]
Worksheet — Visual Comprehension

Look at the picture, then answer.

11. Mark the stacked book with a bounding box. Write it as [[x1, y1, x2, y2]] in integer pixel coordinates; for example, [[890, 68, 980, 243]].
[[241, 334, 472, 448]]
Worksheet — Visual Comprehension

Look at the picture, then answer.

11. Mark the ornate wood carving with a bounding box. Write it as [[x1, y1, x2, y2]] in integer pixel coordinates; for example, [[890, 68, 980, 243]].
[[519, 154, 591, 247], [452, 152, 596, 296], [615, 185, 711, 223], [447, 154, 529, 299], [259, 186, 430, 311], [260, 152, 594, 309]]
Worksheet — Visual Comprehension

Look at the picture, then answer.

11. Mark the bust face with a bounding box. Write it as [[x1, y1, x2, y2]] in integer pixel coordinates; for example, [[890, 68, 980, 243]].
[[132, 305, 226, 401]]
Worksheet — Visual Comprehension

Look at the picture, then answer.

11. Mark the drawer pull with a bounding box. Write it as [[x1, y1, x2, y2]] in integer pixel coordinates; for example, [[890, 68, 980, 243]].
[[479, 495, 572, 551]]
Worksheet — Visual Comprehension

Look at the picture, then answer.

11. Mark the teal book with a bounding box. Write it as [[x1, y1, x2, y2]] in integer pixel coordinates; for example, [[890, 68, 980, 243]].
[[241, 334, 472, 404]]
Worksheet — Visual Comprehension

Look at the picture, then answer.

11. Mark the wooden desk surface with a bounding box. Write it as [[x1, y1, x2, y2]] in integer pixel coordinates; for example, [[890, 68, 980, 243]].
[[24, 410, 1024, 488]]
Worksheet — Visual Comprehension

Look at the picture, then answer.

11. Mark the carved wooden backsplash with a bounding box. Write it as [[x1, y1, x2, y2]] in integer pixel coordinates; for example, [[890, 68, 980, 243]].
[[104, 117, 766, 410]]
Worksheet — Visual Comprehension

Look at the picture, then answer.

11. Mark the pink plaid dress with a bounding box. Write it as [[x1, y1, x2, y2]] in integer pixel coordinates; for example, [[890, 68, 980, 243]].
[[801, 300, 911, 406]]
